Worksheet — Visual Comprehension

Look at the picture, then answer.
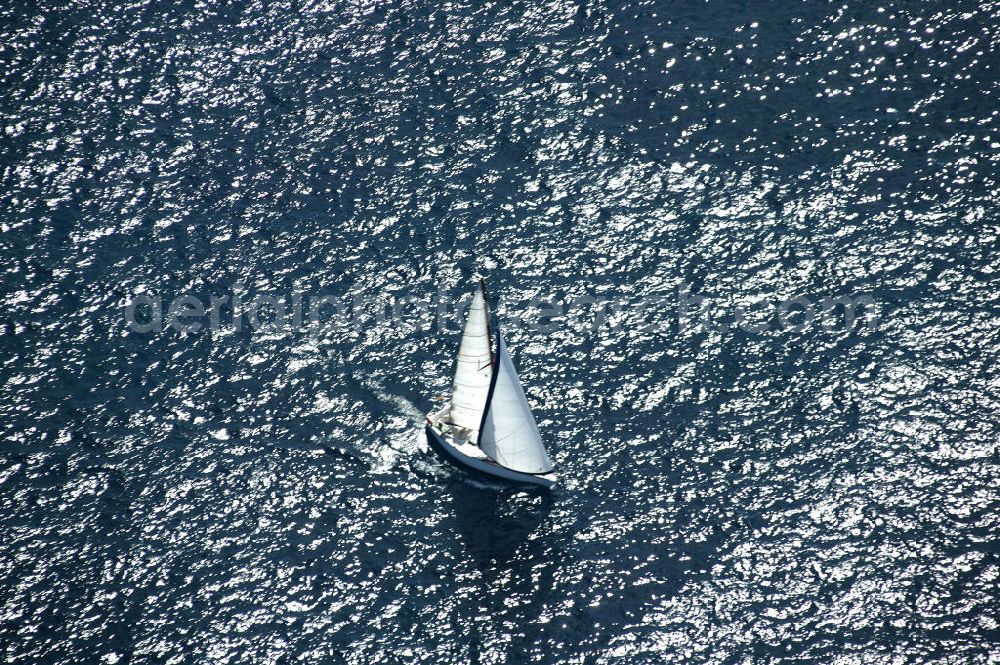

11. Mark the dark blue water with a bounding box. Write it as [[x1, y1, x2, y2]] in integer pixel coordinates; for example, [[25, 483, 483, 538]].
[[2, 1, 998, 662]]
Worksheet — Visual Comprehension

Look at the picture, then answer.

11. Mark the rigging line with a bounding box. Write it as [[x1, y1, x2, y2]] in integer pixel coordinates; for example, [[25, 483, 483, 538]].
[[480, 277, 494, 366]]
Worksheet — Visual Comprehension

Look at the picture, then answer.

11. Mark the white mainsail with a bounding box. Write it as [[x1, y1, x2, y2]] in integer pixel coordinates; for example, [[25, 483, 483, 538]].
[[479, 331, 553, 474], [449, 284, 493, 433]]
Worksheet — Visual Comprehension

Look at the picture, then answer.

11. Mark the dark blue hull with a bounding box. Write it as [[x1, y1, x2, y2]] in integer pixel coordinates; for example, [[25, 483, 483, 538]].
[[425, 425, 556, 489]]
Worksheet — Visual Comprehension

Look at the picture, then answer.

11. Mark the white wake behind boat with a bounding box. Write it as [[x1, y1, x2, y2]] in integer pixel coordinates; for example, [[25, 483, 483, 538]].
[[425, 280, 557, 489]]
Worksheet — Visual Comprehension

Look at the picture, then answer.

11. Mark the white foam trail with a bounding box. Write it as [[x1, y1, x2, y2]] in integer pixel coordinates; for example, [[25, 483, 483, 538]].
[[359, 376, 428, 472]]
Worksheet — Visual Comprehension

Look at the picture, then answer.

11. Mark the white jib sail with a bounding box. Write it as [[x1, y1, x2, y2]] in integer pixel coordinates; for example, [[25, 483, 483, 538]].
[[449, 284, 493, 433], [479, 332, 553, 474]]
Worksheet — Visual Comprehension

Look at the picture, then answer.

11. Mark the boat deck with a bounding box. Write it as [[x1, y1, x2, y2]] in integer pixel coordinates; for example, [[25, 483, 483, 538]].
[[425, 404, 557, 488]]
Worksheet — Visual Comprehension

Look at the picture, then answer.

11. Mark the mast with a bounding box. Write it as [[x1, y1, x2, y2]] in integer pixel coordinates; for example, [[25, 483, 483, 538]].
[[479, 277, 494, 367]]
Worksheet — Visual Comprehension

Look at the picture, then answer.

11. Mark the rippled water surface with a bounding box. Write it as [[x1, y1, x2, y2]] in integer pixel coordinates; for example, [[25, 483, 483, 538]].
[[2, 1, 999, 662]]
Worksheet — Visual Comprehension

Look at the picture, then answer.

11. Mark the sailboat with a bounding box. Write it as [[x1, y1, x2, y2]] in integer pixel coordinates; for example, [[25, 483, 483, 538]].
[[425, 280, 557, 488]]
